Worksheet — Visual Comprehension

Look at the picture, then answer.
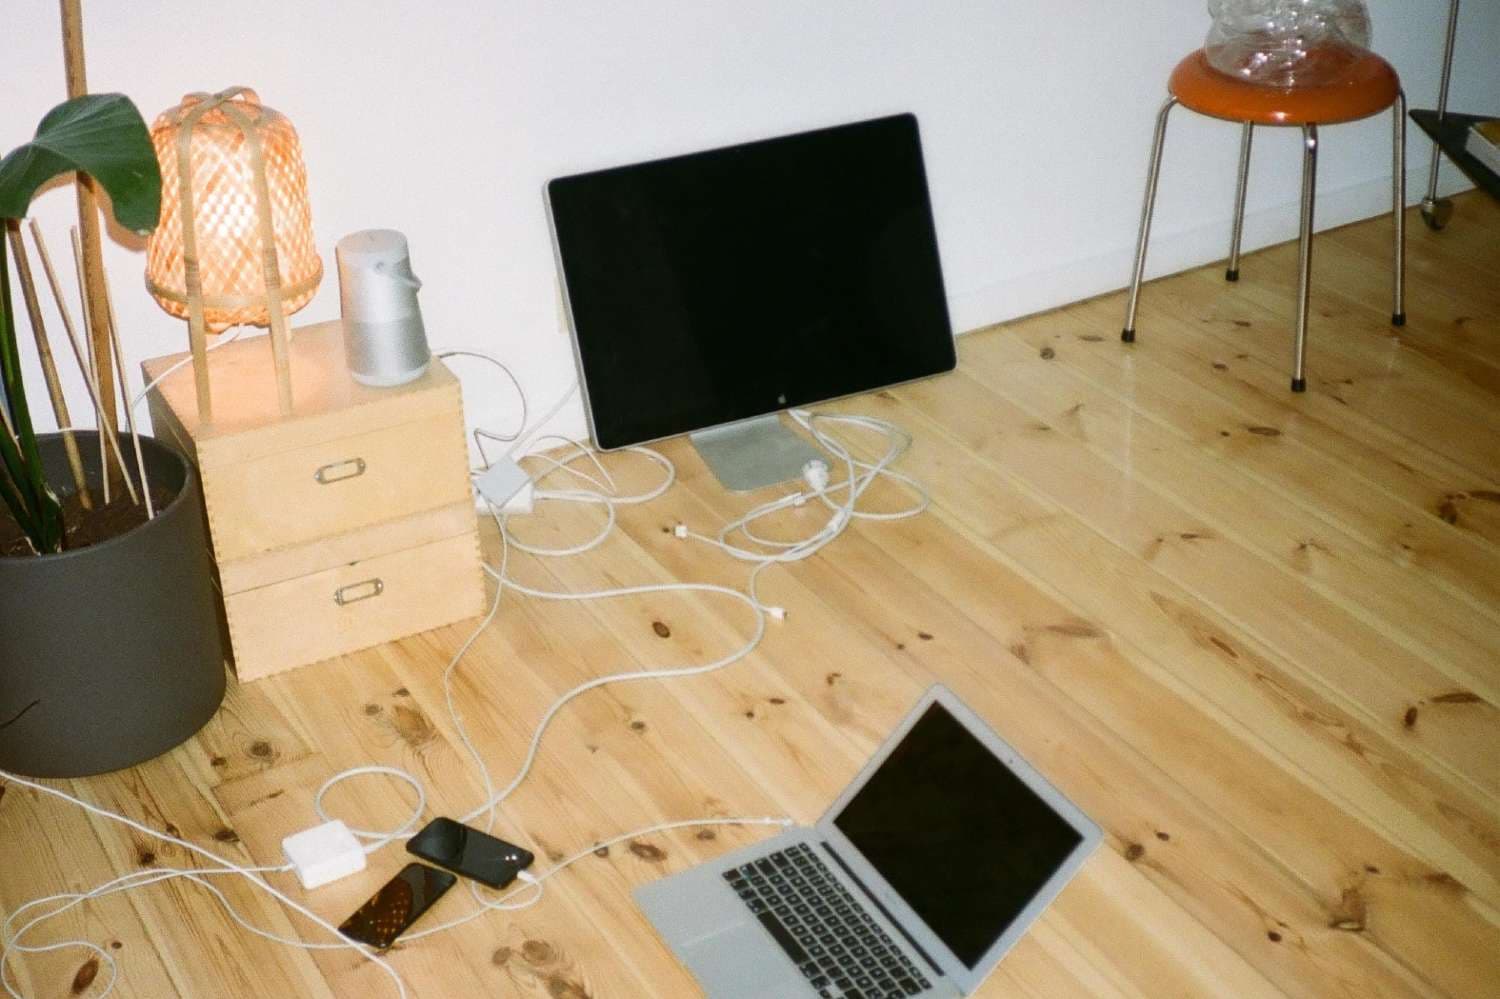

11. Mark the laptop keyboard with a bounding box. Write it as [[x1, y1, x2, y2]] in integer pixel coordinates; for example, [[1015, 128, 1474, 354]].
[[722, 842, 934, 998]]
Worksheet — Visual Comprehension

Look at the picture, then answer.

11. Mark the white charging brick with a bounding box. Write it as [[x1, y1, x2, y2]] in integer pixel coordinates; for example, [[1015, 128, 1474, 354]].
[[282, 820, 367, 889], [475, 457, 535, 514]]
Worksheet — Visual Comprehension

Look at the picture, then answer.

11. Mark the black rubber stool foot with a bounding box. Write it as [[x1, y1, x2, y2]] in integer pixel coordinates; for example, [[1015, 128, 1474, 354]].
[[1121, 328, 1136, 343], [1291, 377, 1307, 393], [1225, 268, 1239, 282], [1392, 312, 1406, 327]]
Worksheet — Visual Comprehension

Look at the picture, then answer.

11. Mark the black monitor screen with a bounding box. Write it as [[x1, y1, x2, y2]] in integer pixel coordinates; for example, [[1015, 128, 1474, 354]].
[[548, 113, 956, 449], [833, 703, 1084, 969]]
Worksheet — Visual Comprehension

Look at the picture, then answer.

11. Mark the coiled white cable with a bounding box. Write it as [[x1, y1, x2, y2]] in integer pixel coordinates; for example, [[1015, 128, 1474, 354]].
[[501, 445, 675, 558], [681, 410, 928, 571], [313, 765, 429, 851]]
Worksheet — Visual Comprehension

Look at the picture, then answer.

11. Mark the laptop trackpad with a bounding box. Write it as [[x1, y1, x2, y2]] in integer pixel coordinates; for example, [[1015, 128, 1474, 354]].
[[683, 923, 807, 998]]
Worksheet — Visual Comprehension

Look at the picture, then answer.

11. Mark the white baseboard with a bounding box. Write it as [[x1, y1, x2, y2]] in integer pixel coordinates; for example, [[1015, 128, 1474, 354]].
[[948, 160, 1474, 335]]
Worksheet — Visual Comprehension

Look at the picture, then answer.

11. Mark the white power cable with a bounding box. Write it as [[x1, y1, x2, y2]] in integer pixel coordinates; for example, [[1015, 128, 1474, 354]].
[[312, 765, 429, 850], [463, 526, 769, 825], [436, 349, 529, 462], [684, 410, 927, 567], [0, 769, 408, 999], [436, 349, 527, 439], [669, 410, 928, 617], [52, 327, 249, 436], [502, 445, 674, 558], [400, 815, 792, 941], [130, 327, 247, 414], [2, 865, 294, 999], [505, 381, 578, 460]]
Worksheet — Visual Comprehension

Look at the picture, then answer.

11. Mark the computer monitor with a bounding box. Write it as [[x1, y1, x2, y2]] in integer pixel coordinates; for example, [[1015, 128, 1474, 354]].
[[546, 112, 956, 491]]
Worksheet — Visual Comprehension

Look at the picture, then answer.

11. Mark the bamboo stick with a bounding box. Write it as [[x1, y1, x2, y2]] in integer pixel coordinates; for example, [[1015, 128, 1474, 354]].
[[72, 227, 109, 505], [59, 0, 120, 467], [27, 221, 137, 508], [5, 220, 92, 507], [99, 266, 154, 518]]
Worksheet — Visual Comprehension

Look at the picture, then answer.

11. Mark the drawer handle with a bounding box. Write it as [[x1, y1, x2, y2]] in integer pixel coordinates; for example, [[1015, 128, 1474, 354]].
[[334, 578, 384, 606], [315, 457, 367, 484]]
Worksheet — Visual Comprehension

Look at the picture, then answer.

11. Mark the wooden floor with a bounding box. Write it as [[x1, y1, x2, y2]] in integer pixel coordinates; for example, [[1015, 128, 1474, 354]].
[[4, 193, 1500, 998]]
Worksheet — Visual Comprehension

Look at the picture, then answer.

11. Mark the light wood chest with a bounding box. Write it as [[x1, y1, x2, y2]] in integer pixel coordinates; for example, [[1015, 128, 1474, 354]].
[[143, 320, 485, 680]]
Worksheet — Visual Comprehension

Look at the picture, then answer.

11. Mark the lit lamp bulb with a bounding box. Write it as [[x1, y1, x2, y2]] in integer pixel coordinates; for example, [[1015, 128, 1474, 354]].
[[144, 88, 321, 419]]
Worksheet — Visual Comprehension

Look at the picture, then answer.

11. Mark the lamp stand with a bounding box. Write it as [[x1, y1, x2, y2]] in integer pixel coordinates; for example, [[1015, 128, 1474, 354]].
[[173, 89, 298, 422]]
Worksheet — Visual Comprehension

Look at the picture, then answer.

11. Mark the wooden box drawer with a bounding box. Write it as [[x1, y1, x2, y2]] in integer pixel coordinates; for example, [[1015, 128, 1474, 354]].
[[201, 410, 468, 562], [144, 320, 470, 561], [223, 529, 485, 681]]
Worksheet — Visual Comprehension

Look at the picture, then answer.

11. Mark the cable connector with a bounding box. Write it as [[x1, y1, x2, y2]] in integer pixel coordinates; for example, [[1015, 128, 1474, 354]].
[[673, 523, 688, 539], [282, 820, 367, 890], [766, 606, 787, 622], [516, 870, 541, 886], [802, 458, 830, 493]]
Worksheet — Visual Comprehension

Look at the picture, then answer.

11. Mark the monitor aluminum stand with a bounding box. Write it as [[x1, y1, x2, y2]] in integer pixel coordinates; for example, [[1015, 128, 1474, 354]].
[[689, 413, 827, 493]]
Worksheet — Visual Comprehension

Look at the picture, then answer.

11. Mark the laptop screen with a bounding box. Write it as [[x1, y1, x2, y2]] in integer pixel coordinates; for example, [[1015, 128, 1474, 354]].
[[831, 702, 1084, 968]]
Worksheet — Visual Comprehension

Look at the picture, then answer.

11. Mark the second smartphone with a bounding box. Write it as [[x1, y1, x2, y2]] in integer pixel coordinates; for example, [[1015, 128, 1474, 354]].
[[338, 862, 455, 950], [406, 817, 535, 889]]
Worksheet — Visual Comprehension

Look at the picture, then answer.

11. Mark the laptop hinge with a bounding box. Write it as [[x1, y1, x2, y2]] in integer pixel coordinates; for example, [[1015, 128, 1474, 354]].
[[821, 842, 945, 979]]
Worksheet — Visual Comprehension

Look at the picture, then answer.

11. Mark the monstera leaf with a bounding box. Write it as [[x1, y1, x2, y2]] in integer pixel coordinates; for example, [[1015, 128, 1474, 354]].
[[0, 93, 160, 554], [0, 93, 160, 232]]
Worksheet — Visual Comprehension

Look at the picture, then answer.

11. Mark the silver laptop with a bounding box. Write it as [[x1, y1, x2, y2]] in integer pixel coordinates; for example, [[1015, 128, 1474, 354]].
[[636, 685, 1101, 999]]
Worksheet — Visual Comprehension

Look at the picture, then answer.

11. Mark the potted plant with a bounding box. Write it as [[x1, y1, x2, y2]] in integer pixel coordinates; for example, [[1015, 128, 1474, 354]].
[[0, 94, 225, 777]]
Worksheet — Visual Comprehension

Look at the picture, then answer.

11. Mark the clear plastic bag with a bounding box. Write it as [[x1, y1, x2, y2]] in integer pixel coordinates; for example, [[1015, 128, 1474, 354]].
[[1206, 0, 1372, 88]]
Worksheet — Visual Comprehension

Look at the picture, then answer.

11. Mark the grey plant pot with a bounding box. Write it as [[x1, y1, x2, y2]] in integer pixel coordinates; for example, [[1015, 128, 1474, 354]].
[[0, 432, 226, 777]]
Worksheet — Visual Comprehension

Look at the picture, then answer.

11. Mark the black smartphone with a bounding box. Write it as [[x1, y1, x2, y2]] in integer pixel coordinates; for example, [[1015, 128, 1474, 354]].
[[338, 862, 456, 950], [405, 817, 535, 889]]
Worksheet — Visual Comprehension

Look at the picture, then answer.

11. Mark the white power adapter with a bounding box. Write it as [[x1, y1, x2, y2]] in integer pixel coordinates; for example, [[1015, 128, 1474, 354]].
[[282, 820, 367, 890], [475, 457, 535, 515]]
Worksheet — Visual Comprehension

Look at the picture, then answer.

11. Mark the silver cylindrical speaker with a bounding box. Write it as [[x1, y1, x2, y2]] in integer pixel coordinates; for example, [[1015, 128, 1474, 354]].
[[336, 229, 431, 387]]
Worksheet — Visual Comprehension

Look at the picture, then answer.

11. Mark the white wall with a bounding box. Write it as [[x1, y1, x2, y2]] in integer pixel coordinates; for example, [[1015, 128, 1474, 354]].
[[5, 1, 1496, 447]]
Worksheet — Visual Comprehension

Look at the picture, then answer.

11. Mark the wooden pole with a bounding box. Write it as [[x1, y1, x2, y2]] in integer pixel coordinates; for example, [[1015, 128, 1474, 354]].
[[5, 221, 93, 507], [59, 0, 121, 484]]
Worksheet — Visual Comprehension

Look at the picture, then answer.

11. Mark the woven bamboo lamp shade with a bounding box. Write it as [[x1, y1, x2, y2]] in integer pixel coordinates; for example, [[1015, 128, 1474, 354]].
[[144, 88, 322, 419]]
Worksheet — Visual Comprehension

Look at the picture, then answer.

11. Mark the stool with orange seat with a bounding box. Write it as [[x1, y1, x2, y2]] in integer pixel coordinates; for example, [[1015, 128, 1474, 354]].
[[1120, 47, 1406, 392]]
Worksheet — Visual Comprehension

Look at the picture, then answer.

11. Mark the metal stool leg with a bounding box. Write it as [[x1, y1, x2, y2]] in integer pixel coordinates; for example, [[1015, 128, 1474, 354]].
[[1122, 96, 1177, 343], [1292, 124, 1318, 393], [1393, 90, 1407, 327], [1227, 122, 1253, 282]]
